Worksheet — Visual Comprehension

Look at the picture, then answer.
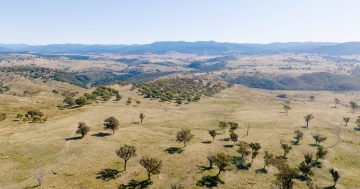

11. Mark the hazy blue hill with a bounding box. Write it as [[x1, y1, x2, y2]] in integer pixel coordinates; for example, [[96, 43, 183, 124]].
[[1, 41, 360, 55]]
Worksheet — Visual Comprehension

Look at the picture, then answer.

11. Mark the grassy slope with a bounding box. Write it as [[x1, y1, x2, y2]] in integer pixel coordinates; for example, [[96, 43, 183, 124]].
[[0, 83, 360, 189]]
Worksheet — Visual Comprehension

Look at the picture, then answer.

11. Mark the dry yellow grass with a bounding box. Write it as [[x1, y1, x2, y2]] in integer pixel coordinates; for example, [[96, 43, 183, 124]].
[[0, 81, 360, 189]]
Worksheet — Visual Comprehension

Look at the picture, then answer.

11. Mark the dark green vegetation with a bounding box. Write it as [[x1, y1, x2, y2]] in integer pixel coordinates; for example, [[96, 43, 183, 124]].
[[135, 78, 226, 104], [227, 72, 360, 91], [54, 70, 173, 88]]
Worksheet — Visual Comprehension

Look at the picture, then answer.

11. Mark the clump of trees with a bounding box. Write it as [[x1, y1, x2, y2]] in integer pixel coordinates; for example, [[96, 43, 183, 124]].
[[213, 152, 232, 177], [22, 110, 47, 123], [135, 78, 226, 104], [176, 129, 194, 147], [271, 159, 299, 189], [61, 86, 122, 109], [104, 116, 119, 133], [75, 122, 90, 138], [116, 144, 137, 171], [140, 156, 162, 181]]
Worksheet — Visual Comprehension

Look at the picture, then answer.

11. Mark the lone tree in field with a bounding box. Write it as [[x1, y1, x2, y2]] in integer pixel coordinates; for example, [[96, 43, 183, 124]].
[[263, 151, 274, 171], [213, 152, 232, 177], [75, 122, 90, 138], [63, 97, 76, 107], [139, 113, 145, 123], [208, 130, 217, 142], [281, 143, 292, 158], [237, 141, 250, 159], [271, 159, 299, 189], [309, 95, 315, 102], [116, 144, 136, 171], [350, 101, 359, 113], [218, 121, 228, 133], [104, 116, 119, 133], [343, 117, 350, 126], [140, 156, 162, 181], [304, 114, 314, 128], [293, 130, 304, 145], [334, 98, 340, 108], [229, 132, 238, 144], [312, 133, 327, 146], [315, 146, 328, 163], [283, 104, 291, 116], [329, 168, 340, 188], [249, 143, 261, 163], [176, 129, 194, 147], [0, 113, 6, 121]]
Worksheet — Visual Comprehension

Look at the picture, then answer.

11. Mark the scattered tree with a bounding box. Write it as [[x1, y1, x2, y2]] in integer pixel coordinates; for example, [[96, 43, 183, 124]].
[[281, 143, 292, 158], [309, 95, 315, 102], [312, 133, 327, 146], [229, 132, 238, 144], [208, 130, 217, 142], [218, 121, 228, 133], [334, 98, 340, 108], [263, 151, 274, 170], [350, 101, 358, 113], [304, 114, 314, 128], [271, 159, 299, 189], [236, 141, 250, 159], [176, 129, 194, 147], [228, 122, 239, 132], [140, 156, 162, 181], [34, 170, 44, 186], [104, 116, 119, 133], [63, 97, 76, 107], [75, 122, 90, 138], [115, 94, 122, 101], [0, 113, 6, 121], [116, 144, 137, 171], [213, 152, 232, 177], [329, 168, 340, 188], [139, 113, 145, 123], [75, 96, 87, 107], [249, 143, 261, 163], [206, 153, 215, 169], [343, 117, 350, 126], [315, 146, 328, 163], [283, 104, 291, 116], [293, 130, 304, 145], [299, 153, 313, 180]]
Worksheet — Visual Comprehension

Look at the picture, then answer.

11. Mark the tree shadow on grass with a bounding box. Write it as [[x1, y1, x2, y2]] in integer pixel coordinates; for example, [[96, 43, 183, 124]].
[[223, 144, 234, 148], [92, 132, 112, 137], [24, 184, 40, 189], [201, 140, 212, 144], [219, 138, 230, 142], [96, 168, 120, 181], [311, 161, 322, 168], [323, 185, 335, 189], [232, 156, 251, 170], [255, 168, 268, 174], [65, 136, 82, 141], [165, 147, 183, 154], [118, 179, 152, 189], [196, 175, 224, 188], [354, 127, 360, 131]]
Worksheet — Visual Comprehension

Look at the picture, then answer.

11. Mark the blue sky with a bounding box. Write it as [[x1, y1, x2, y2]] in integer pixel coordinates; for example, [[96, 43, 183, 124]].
[[1, 0, 360, 44]]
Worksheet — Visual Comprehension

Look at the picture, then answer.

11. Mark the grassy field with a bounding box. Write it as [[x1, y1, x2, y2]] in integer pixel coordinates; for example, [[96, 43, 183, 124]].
[[0, 81, 360, 189]]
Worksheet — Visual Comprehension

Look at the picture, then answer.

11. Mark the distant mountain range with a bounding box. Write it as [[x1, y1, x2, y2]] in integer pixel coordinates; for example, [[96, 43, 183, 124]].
[[1, 41, 360, 55]]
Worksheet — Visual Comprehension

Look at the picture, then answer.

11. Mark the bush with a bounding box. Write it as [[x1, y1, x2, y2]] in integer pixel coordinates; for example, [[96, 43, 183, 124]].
[[0, 113, 7, 121]]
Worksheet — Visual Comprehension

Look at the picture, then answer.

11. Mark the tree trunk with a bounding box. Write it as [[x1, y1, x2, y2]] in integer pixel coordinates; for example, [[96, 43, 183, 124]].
[[306, 121, 309, 127], [184, 142, 186, 147], [112, 129, 115, 134], [216, 169, 221, 177], [147, 172, 151, 180], [124, 160, 127, 171]]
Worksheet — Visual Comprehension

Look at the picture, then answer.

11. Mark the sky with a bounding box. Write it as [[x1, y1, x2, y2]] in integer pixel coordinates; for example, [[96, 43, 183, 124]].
[[1, 0, 360, 45]]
